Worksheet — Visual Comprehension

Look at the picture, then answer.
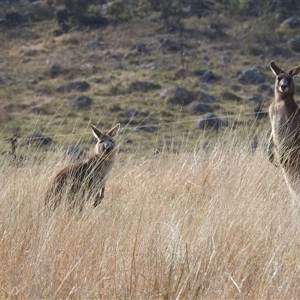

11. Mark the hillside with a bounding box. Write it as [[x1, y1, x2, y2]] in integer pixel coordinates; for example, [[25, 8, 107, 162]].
[[0, 0, 300, 157], [2, 1, 300, 298]]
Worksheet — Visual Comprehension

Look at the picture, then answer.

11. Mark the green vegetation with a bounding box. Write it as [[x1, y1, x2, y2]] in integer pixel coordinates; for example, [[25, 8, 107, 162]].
[[0, 0, 299, 157]]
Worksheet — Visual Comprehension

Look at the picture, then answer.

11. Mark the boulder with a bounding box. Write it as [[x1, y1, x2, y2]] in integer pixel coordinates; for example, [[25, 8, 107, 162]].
[[288, 36, 300, 52], [28, 131, 52, 146], [188, 0, 212, 18], [257, 83, 273, 95], [280, 17, 300, 28], [64, 145, 84, 161], [159, 38, 179, 53], [201, 70, 218, 83], [56, 8, 68, 25], [220, 91, 242, 101], [56, 81, 90, 93], [51, 64, 61, 78], [272, 46, 290, 57], [237, 68, 265, 85], [129, 81, 161, 93], [195, 113, 223, 129], [136, 43, 149, 54], [74, 95, 93, 108], [198, 93, 216, 103], [190, 102, 212, 114], [162, 87, 194, 106]]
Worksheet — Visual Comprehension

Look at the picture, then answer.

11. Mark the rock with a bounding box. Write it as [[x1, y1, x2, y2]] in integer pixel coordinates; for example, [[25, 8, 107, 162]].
[[257, 83, 273, 95], [201, 70, 218, 83], [56, 8, 68, 26], [195, 113, 223, 129], [220, 91, 242, 101], [162, 87, 194, 106], [159, 38, 179, 53], [272, 46, 290, 57], [237, 68, 265, 85], [199, 93, 216, 103], [5, 11, 23, 26], [0, 18, 6, 26], [60, 23, 70, 33], [55, 9, 70, 33], [69, 81, 91, 92], [188, 0, 212, 18], [64, 145, 84, 161], [219, 54, 231, 63], [280, 17, 300, 28], [78, 15, 108, 28], [124, 51, 137, 60], [56, 81, 90, 93], [53, 29, 63, 37], [32, 106, 41, 114], [74, 95, 93, 108], [288, 36, 300, 52], [28, 131, 52, 146], [51, 64, 61, 78], [136, 43, 149, 54], [129, 81, 161, 93], [5, 11, 34, 26], [21, 12, 35, 22], [275, 13, 285, 23], [190, 102, 212, 114]]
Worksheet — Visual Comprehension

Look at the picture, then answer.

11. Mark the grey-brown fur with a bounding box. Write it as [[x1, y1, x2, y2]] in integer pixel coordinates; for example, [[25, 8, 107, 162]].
[[268, 61, 300, 204], [45, 123, 120, 210]]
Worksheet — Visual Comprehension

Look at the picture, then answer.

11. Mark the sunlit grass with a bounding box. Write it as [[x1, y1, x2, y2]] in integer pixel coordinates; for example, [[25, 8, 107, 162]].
[[0, 123, 299, 298]]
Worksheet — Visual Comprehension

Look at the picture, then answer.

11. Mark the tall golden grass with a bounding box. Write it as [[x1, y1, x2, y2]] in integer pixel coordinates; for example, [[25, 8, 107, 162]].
[[0, 127, 299, 299]]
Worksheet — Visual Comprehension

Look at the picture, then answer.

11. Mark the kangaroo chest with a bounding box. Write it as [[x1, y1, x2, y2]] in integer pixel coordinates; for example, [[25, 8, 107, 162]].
[[270, 101, 300, 146]]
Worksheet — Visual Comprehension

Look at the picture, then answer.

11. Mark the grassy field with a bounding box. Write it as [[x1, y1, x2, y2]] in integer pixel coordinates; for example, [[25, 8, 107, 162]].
[[0, 125, 299, 299], [2, 2, 300, 298]]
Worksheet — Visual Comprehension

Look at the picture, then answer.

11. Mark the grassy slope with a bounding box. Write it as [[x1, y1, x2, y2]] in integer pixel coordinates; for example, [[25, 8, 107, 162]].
[[0, 7, 284, 156], [0, 129, 299, 299]]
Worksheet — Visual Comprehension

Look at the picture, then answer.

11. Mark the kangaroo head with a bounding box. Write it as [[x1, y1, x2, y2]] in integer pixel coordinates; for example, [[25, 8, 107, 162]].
[[270, 61, 300, 94], [91, 123, 120, 156]]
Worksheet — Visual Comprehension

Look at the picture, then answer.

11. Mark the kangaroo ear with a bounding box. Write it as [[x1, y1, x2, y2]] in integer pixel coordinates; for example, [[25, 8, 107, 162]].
[[288, 65, 300, 77], [106, 123, 120, 137], [91, 125, 105, 140], [270, 61, 285, 76]]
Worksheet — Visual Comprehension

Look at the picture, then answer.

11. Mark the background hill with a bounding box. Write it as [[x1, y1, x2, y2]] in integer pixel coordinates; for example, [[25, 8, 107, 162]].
[[0, 0, 300, 157]]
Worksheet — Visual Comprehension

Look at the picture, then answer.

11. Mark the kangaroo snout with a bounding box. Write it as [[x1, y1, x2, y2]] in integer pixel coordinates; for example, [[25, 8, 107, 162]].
[[102, 140, 115, 153], [280, 83, 287, 92]]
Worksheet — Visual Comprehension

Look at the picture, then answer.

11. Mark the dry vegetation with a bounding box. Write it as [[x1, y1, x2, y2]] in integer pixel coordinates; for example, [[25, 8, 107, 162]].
[[1, 1, 300, 298], [0, 126, 300, 299]]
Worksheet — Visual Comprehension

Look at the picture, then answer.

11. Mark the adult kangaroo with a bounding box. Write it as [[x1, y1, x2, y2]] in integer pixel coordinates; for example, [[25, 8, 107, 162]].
[[45, 123, 120, 210], [268, 61, 300, 204]]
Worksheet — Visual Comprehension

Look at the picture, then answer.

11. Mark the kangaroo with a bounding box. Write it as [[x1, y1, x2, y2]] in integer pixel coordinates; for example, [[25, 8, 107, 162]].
[[268, 61, 300, 204], [45, 123, 120, 210]]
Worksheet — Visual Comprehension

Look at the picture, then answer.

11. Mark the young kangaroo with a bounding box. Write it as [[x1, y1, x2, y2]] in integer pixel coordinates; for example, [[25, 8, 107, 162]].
[[45, 123, 120, 210], [268, 61, 300, 204]]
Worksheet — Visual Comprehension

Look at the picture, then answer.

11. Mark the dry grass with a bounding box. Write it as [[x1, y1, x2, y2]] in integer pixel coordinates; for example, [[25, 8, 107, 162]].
[[0, 128, 300, 299]]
